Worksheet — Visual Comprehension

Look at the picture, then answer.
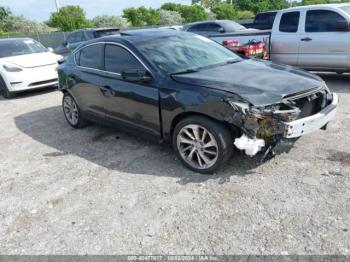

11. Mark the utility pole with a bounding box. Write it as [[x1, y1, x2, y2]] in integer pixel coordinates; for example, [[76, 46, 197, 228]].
[[54, 0, 60, 12]]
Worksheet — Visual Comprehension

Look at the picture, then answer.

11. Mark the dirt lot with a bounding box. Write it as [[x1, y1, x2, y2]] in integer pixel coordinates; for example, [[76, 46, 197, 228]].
[[0, 73, 349, 255]]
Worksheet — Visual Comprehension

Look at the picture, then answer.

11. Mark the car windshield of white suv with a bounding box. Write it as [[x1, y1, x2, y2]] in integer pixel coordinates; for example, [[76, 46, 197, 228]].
[[340, 5, 350, 15], [0, 39, 47, 58], [135, 34, 242, 75]]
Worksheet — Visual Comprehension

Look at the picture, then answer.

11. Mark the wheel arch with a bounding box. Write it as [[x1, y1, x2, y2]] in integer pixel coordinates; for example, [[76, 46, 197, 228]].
[[169, 111, 239, 139]]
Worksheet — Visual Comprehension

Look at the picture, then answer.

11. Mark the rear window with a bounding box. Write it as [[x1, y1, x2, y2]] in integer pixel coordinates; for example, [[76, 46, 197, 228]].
[[94, 29, 120, 38], [255, 12, 277, 26], [279, 12, 300, 33], [220, 20, 246, 32]]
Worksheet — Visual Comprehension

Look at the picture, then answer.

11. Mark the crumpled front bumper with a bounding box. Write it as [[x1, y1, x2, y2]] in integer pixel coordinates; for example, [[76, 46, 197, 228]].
[[283, 93, 338, 138]]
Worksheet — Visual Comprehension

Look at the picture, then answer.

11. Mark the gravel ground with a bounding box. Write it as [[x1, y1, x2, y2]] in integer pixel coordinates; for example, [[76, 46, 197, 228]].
[[0, 73, 349, 255]]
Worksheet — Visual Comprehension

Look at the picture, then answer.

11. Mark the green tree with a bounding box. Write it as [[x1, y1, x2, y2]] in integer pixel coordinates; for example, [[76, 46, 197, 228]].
[[236, 10, 255, 19], [211, 2, 238, 20], [123, 8, 143, 27], [0, 6, 11, 31], [144, 8, 160, 25], [92, 15, 128, 28], [301, 0, 349, 5], [159, 9, 183, 26], [233, 0, 288, 13], [3, 14, 52, 33], [0, 6, 10, 22], [48, 5, 91, 31], [161, 3, 208, 23], [123, 7, 160, 27]]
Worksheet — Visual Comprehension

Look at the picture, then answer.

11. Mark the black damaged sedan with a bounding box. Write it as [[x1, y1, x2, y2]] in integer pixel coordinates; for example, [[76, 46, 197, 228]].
[[57, 29, 338, 174]]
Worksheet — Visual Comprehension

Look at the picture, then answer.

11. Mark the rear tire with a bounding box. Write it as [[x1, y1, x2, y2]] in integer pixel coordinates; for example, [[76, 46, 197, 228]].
[[62, 92, 88, 128], [0, 76, 15, 99], [172, 116, 234, 174]]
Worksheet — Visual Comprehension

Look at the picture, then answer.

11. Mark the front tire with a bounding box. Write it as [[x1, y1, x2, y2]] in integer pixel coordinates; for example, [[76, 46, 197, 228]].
[[0, 76, 15, 99], [173, 116, 234, 174], [62, 92, 88, 128]]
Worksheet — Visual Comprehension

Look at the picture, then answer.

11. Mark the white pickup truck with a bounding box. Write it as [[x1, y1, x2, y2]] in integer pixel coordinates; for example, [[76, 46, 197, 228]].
[[210, 4, 350, 73]]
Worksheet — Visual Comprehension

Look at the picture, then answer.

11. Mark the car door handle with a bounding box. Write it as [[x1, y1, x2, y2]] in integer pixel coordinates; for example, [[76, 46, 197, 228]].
[[301, 37, 312, 42]]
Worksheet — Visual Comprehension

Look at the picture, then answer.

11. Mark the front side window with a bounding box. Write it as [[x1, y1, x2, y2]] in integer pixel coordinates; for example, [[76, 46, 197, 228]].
[[219, 21, 246, 32], [134, 33, 242, 74], [0, 39, 47, 58], [279, 12, 300, 33], [104, 44, 143, 74], [306, 10, 347, 32], [78, 44, 103, 69]]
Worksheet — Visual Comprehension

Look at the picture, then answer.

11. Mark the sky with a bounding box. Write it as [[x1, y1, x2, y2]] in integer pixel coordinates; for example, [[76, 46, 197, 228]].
[[0, 0, 192, 22]]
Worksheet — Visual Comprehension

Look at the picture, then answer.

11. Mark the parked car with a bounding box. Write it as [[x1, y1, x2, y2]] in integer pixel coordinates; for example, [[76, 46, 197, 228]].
[[57, 29, 338, 174], [55, 28, 120, 56], [182, 20, 248, 37], [209, 4, 350, 73], [239, 11, 277, 30], [0, 38, 62, 98]]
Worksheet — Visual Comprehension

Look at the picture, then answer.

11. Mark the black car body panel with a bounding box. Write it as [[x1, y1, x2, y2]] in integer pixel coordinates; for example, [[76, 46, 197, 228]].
[[58, 29, 335, 156], [171, 59, 322, 106]]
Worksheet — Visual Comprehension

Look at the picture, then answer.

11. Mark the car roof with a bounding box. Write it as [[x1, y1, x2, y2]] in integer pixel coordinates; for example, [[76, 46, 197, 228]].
[[184, 20, 233, 27], [284, 3, 350, 11]]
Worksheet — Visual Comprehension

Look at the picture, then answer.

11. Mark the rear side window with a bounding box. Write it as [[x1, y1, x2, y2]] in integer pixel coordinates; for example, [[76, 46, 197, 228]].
[[279, 12, 300, 33], [78, 44, 103, 69], [104, 44, 143, 74], [306, 10, 347, 32], [255, 12, 277, 27]]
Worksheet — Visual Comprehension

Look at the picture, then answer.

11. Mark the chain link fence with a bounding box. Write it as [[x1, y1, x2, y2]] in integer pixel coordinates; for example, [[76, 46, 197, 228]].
[[0, 31, 68, 49]]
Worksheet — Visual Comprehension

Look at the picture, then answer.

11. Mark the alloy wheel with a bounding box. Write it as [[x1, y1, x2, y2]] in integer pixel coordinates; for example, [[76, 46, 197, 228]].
[[63, 95, 79, 126], [177, 124, 219, 170]]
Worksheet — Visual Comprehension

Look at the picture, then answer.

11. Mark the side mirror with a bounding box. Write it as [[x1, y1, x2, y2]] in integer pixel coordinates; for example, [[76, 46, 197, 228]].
[[336, 20, 350, 31], [218, 27, 225, 33], [63, 40, 68, 47], [121, 69, 152, 83], [47, 47, 54, 52]]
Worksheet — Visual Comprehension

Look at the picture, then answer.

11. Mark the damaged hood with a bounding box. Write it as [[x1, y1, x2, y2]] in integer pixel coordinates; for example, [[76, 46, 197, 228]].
[[171, 59, 322, 106]]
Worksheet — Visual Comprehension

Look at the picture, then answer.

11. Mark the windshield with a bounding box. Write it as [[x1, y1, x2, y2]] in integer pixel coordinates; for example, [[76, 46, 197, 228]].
[[135, 33, 242, 74], [0, 39, 47, 58], [340, 5, 350, 16]]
